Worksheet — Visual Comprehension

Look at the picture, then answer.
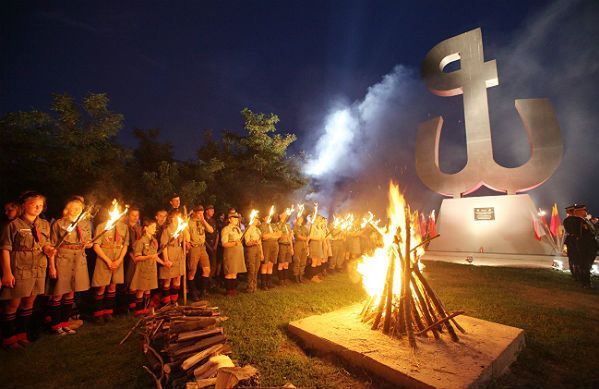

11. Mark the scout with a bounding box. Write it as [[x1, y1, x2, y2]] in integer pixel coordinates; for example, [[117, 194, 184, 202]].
[[187, 206, 214, 300], [130, 218, 164, 316], [1, 191, 55, 348], [329, 219, 346, 273], [243, 215, 263, 293], [125, 207, 143, 312], [259, 213, 281, 290], [307, 214, 327, 282], [292, 216, 309, 283], [91, 206, 130, 323], [277, 211, 294, 286], [49, 196, 92, 335], [159, 210, 187, 306], [220, 211, 246, 296]]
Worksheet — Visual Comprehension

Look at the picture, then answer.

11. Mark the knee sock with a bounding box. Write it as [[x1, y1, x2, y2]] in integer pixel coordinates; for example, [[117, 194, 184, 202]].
[[61, 298, 74, 328], [49, 300, 61, 331], [128, 290, 137, 311], [93, 293, 105, 318], [16, 308, 33, 341], [161, 286, 171, 306], [170, 285, 180, 303], [104, 291, 116, 315], [1, 312, 17, 347], [134, 296, 144, 316], [278, 269, 285, 282]]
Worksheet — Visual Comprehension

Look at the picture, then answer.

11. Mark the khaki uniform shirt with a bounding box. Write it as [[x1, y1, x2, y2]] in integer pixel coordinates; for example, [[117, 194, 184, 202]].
[[189, 219, 206, 246], [278, 222, 292, 244]]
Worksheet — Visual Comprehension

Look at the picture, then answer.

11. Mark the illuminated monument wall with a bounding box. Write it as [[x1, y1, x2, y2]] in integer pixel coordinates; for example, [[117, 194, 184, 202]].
[[415, 28, 563, 256]]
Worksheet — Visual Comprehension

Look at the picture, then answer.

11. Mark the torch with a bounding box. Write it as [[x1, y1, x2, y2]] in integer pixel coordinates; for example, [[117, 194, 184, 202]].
[[89, 200, 129, 244], [54, 204, 98, 248], [240, 209, 259, 240]]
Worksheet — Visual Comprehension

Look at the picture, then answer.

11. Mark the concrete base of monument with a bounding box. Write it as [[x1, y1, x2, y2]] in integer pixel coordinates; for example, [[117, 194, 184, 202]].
[[422, 250, 561, 268], [288, 304, 525, 389]]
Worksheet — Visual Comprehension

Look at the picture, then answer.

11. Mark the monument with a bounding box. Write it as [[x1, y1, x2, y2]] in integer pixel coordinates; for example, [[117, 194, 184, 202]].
[[289, 29, 528, 389], [415, 28, 563, 263]]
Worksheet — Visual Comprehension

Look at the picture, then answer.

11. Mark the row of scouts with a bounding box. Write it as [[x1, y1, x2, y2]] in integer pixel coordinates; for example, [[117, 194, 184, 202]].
[[0, 191, 378, 349]]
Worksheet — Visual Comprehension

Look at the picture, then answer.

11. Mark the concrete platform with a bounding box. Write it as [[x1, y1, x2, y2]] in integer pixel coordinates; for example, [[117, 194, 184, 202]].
[[288, 304, 525, 389], [422, 250, 559, 268]]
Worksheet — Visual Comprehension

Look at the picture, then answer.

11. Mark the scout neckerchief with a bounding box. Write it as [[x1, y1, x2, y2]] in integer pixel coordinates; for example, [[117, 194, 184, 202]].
[[30, 217, 41, 248]]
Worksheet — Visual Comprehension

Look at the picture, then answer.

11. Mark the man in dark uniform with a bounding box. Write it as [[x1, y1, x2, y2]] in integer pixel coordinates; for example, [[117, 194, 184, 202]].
[[203, 205, 219, 292], [563, 204, 598, 287]]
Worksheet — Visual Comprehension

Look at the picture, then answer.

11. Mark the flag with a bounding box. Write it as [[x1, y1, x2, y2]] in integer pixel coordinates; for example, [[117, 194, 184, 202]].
[[419, 212, 428, 237], [532, 212, 546, 241], [549, 203, 562, 238], [428, 210, 437, 237]]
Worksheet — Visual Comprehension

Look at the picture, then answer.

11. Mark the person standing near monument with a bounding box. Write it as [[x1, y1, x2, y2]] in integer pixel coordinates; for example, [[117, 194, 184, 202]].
[[204, 205, 219, 291], [49, 196, 92, 335], [91, 208, 129, 323], [259, 213, 281, 290], [292, 216, 309, 283], [187, 206, 214, 300], [243, 215, 263, 293], [1, 191, 55, 348], [277, 211, 294, 286], [564, 204, 598, 287], [220, 211, 246, 296], [159, 210, 187, 306]]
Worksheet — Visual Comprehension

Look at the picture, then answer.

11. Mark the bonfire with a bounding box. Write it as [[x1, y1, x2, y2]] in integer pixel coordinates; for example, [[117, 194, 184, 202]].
[[357, 182, 464, 347]]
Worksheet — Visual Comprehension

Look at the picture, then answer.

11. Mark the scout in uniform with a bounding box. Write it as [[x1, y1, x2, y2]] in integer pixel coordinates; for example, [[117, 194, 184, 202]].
[[1, 191, 55, 348], [243, 215, 263, 293], [49, 196, 92, 335], [159, 210, 188, 306], [221, 211, 246, 295], [204, 205, 219, 291], [307, 214, 327, 282], [277, 212, 294, 286], [187, 206, 214, 300], [329, 220, 346, 273], [130, 218, 165, 316], [259, 213, 281, 290], [292, 216, 309, 283], [125, 207, 143, 312], [347, 221, 362, 261], [91, 208, 130, 323], [154, 209, 168, 241]]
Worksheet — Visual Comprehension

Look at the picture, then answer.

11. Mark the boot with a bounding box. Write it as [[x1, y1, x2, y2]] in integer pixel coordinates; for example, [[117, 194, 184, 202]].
[[278, 269, 286, 286], [189, 279, 200, 301], [264, 274, 271, 290]]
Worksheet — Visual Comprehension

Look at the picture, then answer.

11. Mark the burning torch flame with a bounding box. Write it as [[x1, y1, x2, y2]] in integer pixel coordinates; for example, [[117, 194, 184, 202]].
[[307, 202, 318, 224], [248, 209, 259, 226], [266, 205, 275, 224], [296, 203, 305, 219], [285, 205, 295, 216], [172, 216, 188, 239], [104, 199, 128, 232]]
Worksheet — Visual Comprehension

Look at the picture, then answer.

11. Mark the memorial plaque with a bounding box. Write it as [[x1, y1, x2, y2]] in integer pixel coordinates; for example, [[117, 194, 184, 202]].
[[474, 207, 495, 221]]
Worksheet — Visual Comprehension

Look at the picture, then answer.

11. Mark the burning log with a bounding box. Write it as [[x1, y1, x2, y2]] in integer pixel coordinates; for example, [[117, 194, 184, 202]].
[[357, 182, 463, 347]]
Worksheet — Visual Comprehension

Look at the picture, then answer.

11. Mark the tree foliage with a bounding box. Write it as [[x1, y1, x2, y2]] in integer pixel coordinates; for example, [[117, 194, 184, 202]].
[[0, 95, 307, 218]]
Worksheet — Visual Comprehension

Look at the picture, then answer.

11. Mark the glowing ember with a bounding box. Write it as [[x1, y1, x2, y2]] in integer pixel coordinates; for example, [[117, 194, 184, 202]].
[[356, 182, 462, 345]]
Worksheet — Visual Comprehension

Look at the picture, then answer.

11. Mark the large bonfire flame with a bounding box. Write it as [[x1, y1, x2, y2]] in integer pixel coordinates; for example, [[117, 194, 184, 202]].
[[357, 182, 463, 347]]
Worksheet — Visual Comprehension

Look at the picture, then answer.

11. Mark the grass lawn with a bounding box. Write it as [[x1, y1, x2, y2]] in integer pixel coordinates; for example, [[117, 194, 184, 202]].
[[1, 261, 598, 389]]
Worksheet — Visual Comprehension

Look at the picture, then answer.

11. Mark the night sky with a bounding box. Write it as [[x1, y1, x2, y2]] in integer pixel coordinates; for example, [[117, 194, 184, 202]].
[[2, 0, 598, 216]]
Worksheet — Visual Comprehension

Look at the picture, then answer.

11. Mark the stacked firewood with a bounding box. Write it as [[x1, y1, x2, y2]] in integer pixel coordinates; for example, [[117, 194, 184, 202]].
[[120, 301, 261, 389], [360, 206, 465, 347]]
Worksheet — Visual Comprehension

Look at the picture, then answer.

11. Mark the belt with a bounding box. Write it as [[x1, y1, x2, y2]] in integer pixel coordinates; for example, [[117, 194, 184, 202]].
[[14, 247, 41, 252], [100, 244, 123, 249], [60, 245, 84, 250], [191, 243, 205, 248], [279, 242, 291, 245]]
